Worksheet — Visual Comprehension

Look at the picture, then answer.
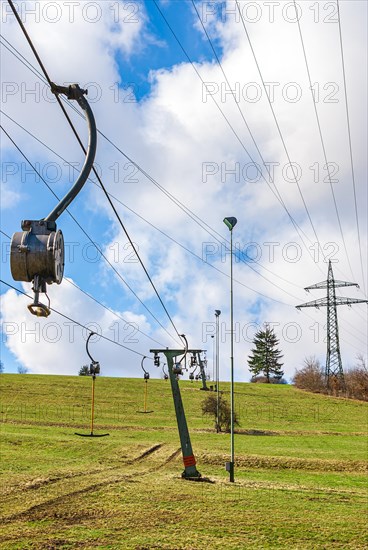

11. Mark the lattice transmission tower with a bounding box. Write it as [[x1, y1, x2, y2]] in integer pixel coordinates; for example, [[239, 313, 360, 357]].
[[296, 261, 367, 387]]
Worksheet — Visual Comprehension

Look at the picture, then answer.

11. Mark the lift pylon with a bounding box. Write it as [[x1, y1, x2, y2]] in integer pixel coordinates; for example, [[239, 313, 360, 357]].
[[196, 351, 209, 391], [150, 347, 205, 479]]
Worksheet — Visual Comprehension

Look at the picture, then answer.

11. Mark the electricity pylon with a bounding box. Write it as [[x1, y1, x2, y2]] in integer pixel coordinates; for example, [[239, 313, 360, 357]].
[[296, 261, 367, 387]]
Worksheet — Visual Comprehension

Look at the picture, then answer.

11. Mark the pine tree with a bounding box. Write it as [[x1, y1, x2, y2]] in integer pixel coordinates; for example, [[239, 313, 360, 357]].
[[248, 325, 284, 382]]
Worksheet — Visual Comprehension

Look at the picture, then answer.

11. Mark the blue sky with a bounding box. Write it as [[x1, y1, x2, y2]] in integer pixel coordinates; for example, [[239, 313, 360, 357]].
[[1, 0, 367, 380]]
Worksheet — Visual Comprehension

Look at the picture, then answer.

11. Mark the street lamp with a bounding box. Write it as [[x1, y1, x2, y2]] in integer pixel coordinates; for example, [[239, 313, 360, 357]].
[[215, 309, 221, 433], [211, 335, 215, 382], [223, 216, 237, 482]]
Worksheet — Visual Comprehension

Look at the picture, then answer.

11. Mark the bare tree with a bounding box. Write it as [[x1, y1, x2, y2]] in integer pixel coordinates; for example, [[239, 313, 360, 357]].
[[17, 365, 29, 374]]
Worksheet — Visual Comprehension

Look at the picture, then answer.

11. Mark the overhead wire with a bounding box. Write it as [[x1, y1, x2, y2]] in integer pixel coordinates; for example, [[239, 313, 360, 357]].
[[0, 114, 296, 306], [0, 224, 165, 347], [192, 0, 326, 267], [3, 4, 364, 307], [0, 125, 177, 345], [0, 279, 151, 359], [153, 0, 330, 276], [336, 0, 366, 295], [1, 34, 353, 313], [0, 34, 322, 299], [2, 6, 366, 360], [292, 0, 356, 283], [2, 215, 365, 350], [6, 0, 183, 347]]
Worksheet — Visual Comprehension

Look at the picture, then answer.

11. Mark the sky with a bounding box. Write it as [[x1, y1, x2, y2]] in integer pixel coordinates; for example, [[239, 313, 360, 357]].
[[0, 0, 367, 382]]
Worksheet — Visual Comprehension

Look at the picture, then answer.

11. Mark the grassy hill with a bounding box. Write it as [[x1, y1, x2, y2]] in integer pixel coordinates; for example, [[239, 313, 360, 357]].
[[0, 374, 367, 549]]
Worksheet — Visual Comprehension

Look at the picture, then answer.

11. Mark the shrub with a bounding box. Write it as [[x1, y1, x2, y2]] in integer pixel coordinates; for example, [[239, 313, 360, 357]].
[[344, 356, 368, 401], [250, 375, 288, 384], [292, 357, 325, 392], [201, 393, 239, 433]]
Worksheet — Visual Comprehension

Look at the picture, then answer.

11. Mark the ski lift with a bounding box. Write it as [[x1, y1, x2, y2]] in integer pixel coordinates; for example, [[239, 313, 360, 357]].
[[89, 361, 100, 376], [75, 331, 109, 438], [173, 363, 183, 376], [162, 363, 169, 380], [141, 355, 150, 380], [138, 356, 153, 413], [10, 84, 97, 317]]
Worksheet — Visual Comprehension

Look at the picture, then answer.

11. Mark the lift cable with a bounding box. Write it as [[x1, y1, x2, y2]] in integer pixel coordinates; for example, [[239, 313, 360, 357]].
[[6, 0, 183, 347], [2, 31, 357, 305], [1, 228, 365, 350], [0, 37, 325, 293], [192, 0, 326, 266], [1, 117, 302, 306], [0, 279, 151, 359], [63, 279, 166, 348], [293, 0, 355, 283], [0, 125, 177, 345], [0, 226, 165, 347], [0, 28, 353, 292], [336, 0, 366, 295]]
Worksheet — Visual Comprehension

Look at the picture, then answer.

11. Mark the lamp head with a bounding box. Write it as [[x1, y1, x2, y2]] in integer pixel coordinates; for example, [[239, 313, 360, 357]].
[[223, 217, 237, 231], [215, 309, 221, 316]]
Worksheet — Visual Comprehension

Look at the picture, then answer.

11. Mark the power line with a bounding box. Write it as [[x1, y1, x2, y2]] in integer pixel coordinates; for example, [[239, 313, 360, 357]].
[[336, 0, 366, 295], [153, 0, 329, 271], [231, 0, 327, 263], [0, 125, 178, 345], [1, 111, 300, 306], [0, 229, 11, 239], [0, 6, 362, 358], [6, 0, 182, 346], [0, 279, 150, 359], [192, 0, 326, 267], [293, 0, 355, 283], [0, 225, 166, 348], [2, 226, 364, 351], [2, 21, 352, 307], [0, 35, 318, 297]]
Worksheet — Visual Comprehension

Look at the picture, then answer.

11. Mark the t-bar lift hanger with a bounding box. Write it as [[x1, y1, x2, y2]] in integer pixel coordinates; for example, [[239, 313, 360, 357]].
[[10, 83, 97, 317]]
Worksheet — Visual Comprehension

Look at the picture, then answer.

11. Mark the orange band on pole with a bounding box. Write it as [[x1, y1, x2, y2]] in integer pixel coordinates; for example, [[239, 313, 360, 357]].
[[183, 454, 196, 467]]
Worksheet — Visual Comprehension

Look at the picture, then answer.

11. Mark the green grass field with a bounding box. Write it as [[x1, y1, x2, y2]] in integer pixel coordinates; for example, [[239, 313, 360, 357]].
[[0, 374, 367, 549]]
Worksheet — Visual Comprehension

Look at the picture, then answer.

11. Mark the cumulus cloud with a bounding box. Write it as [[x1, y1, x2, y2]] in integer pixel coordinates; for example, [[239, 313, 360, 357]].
[[1, 0, 366, 380]]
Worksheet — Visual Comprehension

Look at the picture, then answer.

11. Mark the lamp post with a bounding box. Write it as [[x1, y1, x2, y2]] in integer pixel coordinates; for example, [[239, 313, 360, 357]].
[[215, 309, 221, 433], [223, 216, 237, 482], [211, 335, 215, 382]]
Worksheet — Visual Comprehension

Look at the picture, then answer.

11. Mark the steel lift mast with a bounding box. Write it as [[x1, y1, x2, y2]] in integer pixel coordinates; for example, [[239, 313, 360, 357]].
[[296, 260, 367, 387], [150, 346, 206, 479], [196, 351, 209, 391]]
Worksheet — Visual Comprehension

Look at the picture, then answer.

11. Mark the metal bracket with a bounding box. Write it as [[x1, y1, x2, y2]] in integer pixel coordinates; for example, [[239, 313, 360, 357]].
[[10, 82, 97, 317], [45, 83, 97, 222]]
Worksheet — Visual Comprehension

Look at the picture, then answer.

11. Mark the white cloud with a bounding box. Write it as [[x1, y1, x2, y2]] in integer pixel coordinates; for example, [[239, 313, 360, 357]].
[[1, 1, 366, 380], [0, 278, 157, 376]]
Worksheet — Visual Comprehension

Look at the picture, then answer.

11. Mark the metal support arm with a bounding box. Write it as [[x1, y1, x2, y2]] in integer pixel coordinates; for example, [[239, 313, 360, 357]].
[[45, 83, 97, 222]]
